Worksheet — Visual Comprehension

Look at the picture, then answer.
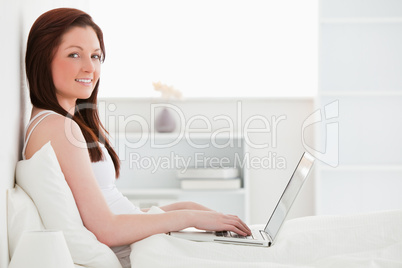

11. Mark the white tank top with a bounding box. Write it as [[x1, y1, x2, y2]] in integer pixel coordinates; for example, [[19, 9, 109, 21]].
[[22, 110, 143, 215]]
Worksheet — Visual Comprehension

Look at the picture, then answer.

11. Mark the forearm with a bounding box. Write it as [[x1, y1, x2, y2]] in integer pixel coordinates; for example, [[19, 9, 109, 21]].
[[158, 201, 214, 212], [98, 210, 192, 247], [93, 208, 251, 247]]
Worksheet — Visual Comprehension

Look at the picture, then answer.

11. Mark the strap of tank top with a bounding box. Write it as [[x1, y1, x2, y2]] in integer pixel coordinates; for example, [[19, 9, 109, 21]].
[[22, 110, 61, 160]]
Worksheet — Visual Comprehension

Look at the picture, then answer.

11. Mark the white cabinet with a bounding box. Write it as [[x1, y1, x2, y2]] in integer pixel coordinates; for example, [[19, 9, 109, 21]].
[[317, 0, 402, 214], [112, 132, 250, 222]]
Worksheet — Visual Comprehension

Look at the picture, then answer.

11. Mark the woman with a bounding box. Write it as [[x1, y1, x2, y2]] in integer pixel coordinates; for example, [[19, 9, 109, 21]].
[[24, 7, 250, 267]]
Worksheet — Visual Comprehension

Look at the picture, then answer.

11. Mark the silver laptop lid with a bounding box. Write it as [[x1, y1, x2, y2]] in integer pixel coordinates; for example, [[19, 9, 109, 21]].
[[264, 152, 315, 241]]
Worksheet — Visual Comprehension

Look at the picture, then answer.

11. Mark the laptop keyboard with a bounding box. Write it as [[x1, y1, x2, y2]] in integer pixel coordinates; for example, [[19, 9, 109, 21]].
[[215, 231, 254, 239]]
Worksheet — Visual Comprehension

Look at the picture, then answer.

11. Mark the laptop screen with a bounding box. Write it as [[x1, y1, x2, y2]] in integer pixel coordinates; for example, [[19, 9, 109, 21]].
[[264, 152, 315, 241]]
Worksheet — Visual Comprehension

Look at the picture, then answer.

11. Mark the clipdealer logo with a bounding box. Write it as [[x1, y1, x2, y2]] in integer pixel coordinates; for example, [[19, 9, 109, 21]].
[[302, 100, 339, 167]]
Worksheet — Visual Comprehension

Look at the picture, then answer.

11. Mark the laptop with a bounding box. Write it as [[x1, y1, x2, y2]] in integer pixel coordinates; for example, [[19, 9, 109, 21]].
[[169, 152, 315, 247]]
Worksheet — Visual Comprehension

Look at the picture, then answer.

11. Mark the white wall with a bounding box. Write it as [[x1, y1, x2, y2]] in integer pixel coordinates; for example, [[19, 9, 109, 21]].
[[0, 1, 24, 266], [316, 0, 402, 214], [89, 0, 318, 98]]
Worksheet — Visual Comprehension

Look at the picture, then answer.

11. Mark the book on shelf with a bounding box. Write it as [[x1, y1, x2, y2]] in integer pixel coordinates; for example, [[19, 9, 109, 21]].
[[180, 178, 241, 190]]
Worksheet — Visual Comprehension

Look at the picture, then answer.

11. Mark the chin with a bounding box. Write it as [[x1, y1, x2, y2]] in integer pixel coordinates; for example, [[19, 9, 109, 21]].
[[77, 94, 93, 101], [79, 89, 95, 100]]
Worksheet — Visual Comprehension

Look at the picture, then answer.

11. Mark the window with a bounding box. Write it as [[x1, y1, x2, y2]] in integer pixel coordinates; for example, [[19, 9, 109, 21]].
[[90, 0, 318, 98]]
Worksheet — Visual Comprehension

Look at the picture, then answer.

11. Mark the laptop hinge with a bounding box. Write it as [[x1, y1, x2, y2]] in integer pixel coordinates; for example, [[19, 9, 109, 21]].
[[261, 230, 273, 246]]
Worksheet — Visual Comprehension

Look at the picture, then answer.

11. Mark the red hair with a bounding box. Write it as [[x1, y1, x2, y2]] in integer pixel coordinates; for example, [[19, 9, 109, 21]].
[[25, 8, 120, 177]]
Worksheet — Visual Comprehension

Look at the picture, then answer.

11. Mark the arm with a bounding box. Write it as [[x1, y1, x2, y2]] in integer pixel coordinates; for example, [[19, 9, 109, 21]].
[[27, 116, 251, 247], [142, 201, 214, 213]]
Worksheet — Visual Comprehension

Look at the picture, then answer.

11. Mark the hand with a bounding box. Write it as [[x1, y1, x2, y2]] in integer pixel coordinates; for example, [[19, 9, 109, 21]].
[[189, 210, 251, 236]]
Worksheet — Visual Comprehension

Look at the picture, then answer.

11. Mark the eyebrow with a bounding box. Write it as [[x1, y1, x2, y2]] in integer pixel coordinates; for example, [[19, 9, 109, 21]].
[[65, 45, 101, 52]]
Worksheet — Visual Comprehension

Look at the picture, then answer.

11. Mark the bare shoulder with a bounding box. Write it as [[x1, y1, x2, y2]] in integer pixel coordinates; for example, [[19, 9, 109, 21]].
[[25, 112, 86, 160]]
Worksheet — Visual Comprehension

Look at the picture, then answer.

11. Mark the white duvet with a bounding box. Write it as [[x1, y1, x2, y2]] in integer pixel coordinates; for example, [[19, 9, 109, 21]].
[[130, 210, 402, 268]]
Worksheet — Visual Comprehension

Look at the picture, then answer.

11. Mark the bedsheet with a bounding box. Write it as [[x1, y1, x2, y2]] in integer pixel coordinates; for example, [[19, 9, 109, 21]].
[[130, 210, 402, 268]]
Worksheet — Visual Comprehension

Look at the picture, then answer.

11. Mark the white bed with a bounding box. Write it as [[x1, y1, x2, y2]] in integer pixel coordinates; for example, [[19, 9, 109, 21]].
[[131, 210, 402, 268]]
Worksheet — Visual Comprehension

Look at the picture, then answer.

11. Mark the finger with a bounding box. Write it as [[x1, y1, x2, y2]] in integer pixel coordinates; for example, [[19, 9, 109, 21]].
[[226, 215, 251, 235], [225, 225, 248, 236], [226, 219, 251, 236], [232, 216, 251, 233], [239, 219, 252, 234]]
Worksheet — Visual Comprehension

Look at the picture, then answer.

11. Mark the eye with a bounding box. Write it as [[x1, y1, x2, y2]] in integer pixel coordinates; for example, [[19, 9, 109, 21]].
[[68, 53, 79, 58], [92, 54, 102, 61]]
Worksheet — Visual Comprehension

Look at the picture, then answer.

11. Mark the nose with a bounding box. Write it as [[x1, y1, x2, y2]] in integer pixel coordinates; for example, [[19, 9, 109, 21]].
[[82, 57, 96, 73]]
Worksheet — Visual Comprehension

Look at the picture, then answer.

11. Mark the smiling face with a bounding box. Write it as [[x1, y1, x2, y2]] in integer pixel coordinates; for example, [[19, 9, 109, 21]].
[[51, 26, 102, 111]]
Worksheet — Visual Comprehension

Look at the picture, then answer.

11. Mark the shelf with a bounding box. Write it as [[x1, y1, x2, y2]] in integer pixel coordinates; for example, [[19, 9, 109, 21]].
[[99, 96, 315, 103], [319, 91, 402, 97], [120, 188, 246, 196], [320, 18, 402, 24], [113, 129, 249, 221], [318, 164, 402, 172], [111, 132, 244, 140]]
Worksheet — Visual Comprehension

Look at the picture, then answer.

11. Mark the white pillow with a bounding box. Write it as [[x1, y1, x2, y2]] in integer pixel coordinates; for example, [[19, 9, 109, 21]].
[[15, 142, 122, 268], [7, 185, 45, 259]]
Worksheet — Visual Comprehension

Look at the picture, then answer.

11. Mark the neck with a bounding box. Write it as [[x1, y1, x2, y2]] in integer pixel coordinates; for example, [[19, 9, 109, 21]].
[[56, 97, 76, 116]]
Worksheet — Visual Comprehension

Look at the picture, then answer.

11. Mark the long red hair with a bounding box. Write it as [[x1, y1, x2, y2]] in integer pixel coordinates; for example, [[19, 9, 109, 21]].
[[25, 8, 120, 177]]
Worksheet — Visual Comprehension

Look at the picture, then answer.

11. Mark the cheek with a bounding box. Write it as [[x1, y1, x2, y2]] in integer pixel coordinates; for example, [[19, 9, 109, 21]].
[[52, 59, 75, 87]]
